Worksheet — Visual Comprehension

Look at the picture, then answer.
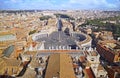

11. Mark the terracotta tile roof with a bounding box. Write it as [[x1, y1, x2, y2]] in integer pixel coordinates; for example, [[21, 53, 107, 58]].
[[0, 58, 21, 66], [0, 58, 21, 74], [79, 56, 86, 62], [85, 67, 95, 78], [97, 64, 104, 71], [90, 51, 98, 56], [30, 58, 41, 68], [73, 64, 79, 68], [110, 66, 120, 73]]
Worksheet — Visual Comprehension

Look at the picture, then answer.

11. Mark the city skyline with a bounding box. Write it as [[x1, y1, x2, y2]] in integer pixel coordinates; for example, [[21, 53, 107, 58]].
[[0, 5, 120, 78], [0, 0, 120, 10]]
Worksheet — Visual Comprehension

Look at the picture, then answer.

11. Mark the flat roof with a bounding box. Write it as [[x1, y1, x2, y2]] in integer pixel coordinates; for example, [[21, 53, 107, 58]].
[[0, 34, 16, 41], [2, 45, 15, 57], [45, 53, 76, 78]]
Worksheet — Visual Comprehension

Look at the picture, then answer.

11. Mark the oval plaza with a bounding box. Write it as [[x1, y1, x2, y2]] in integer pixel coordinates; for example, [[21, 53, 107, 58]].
[[32, 18, 92, 51]]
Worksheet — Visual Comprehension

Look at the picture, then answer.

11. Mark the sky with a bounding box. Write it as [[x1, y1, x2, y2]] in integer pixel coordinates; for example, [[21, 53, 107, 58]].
[[0, 0, 120, 10]]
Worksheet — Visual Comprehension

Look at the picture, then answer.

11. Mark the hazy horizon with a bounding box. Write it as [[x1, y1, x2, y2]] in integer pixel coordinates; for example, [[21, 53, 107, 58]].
[[0, 0, 120, 11]]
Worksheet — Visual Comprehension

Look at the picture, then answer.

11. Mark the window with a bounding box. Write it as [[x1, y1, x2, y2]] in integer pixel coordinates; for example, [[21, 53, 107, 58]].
[[100, 75, 104, 77], [91, 58, 94, 61]]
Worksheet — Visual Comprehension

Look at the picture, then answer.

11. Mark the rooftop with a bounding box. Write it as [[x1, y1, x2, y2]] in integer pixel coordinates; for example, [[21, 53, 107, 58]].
[[99, 40, 120, 54], [45, 53, 76, 78], [0, 58, 21, 74], [85, 67, 95, 78], [2, 45, 15, 57], [0, 34, 16, 41]]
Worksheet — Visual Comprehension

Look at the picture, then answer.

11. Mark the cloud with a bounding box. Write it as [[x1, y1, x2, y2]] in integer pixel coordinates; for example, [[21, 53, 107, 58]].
[[68, 0, 119, 10], [17, 0, 56, 10]]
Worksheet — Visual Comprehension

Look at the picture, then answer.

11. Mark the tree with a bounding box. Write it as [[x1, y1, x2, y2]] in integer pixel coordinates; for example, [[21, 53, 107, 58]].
[[29, 30, 36, 35], [39, 16, 51, 21]]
